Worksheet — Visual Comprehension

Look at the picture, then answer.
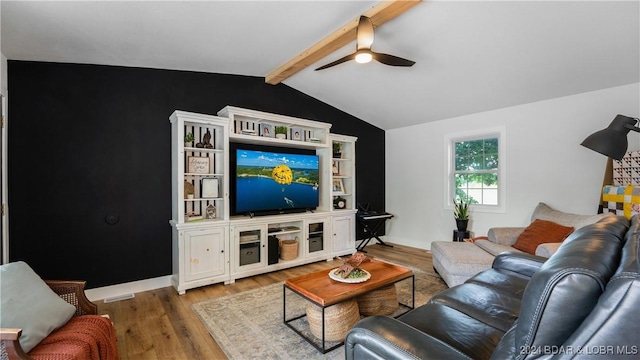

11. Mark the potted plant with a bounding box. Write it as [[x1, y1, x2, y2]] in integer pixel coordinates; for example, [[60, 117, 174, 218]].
[[186, 188, 195, 199], [333, 142, 342, 158], [275, 126, 287, 139], [184, 132, 195, 147], [453, 197, 470, 231]]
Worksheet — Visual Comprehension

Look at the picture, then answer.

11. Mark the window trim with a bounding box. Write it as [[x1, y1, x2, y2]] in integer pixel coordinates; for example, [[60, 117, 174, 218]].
[[444, 127, 506, 214]]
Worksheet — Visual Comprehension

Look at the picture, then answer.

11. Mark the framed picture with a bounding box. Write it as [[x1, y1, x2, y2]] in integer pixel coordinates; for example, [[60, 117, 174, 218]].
[[332, 160, 340, 175], [188, 156, 210, 174], [201, 177, 219, 198], [259, 123, 274, 138], [332, 179, 345, 194], [290, 127, 304, 141]]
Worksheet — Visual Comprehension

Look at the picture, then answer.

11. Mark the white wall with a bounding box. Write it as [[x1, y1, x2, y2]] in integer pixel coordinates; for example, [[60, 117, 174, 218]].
[[385, 83, 640, 250]]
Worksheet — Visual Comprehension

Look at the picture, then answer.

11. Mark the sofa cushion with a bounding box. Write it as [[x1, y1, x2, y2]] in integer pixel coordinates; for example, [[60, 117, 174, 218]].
[[512, 219, 573, 255], [399, 303, 504, 360], [514, 216, 628, 356], [466, 267, 532, 298], [531, 202, 611, 229], [474, 239, 523, 256], [0, 261, 76, 353], [534, 242, 562, 257], [431, 241, 494, 287], [428, 283, 521, 332], [486, 227, 525, 246]]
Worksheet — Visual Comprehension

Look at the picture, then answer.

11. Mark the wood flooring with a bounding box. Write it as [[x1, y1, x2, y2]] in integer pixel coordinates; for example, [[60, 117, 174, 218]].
[[98, 243, 434, 360]]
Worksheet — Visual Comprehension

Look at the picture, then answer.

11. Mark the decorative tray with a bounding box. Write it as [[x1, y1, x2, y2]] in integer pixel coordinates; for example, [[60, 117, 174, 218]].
[[328, 268, 371, 283]]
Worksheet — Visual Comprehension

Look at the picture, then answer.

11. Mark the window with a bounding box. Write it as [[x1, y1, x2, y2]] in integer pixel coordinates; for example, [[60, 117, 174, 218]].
[[446, 128, 505, 211]]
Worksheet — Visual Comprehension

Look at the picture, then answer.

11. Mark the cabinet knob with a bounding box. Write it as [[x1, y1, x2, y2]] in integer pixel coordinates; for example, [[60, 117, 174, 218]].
[[206, 248, 210, 252], [221, 250, 224, 253]]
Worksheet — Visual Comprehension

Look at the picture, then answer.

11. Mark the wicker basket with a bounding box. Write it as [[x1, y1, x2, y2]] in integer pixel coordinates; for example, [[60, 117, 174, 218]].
[[356, 284, 398, 316], [279, 239, 298, 260], [306, 300, 361, 342]]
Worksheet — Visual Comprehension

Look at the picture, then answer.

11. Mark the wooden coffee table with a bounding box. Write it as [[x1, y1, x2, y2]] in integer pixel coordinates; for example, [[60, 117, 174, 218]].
[[283, 259, 414, 353]]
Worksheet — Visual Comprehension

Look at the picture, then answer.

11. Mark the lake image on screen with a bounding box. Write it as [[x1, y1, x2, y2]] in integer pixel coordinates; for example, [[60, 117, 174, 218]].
[[236, 150, 320, 212]]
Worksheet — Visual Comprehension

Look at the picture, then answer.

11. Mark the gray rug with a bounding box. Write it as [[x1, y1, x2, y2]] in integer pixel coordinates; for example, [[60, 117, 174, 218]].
[[191, 266, 446, 359]]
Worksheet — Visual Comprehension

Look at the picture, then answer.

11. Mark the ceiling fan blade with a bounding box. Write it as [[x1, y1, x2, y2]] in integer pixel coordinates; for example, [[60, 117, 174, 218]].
[[372, 52, 416, 67], [356, 16, 374, 51], [315, 53, 356, 71]]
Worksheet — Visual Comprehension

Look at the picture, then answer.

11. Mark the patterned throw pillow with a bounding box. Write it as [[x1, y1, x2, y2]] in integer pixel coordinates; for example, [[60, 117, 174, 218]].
[[512, 219, 574, 255]]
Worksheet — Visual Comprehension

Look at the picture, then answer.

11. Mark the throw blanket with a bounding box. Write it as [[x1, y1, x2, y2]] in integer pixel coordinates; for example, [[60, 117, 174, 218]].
[[602, 185, 640, 219], [28, 315, 119, 360]]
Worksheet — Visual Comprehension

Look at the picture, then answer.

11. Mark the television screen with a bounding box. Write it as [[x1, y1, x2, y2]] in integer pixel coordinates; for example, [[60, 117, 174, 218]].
[[235, 148, 319, 214]]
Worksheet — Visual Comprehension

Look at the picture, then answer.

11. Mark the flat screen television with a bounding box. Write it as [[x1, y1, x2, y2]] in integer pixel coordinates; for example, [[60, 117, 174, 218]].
[[233, 146, 320, 216]]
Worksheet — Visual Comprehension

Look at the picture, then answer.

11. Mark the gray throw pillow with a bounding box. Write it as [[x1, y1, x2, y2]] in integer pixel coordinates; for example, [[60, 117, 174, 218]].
[[0, 261, 76, 352], [531, 202, 612, 229]]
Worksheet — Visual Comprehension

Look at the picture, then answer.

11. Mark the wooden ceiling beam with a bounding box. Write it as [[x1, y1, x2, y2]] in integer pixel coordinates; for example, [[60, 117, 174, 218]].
[[265, 0, 422, 85]]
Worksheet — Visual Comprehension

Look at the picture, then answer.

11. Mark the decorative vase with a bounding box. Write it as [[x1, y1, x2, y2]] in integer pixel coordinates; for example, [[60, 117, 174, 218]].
[[455, 219, 468, 232]]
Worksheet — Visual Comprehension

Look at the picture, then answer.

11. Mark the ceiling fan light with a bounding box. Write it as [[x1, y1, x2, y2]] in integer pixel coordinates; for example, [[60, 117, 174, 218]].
[[355, 52, 372, 64]]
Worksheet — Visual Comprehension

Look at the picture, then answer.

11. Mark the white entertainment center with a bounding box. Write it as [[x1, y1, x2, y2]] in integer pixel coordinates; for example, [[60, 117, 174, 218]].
[[169, 106, 357, 294]]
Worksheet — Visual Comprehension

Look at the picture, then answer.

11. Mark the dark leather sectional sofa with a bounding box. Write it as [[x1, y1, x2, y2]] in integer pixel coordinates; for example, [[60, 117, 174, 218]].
[[345, 215, 640, 359]]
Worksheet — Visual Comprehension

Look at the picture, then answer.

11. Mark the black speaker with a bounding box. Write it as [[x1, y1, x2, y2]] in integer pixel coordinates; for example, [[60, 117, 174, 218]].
[[268, 235, 280, 265]]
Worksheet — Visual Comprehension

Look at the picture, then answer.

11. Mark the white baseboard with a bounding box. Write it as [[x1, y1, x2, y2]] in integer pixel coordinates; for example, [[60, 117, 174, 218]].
[[85, 275, 172, 302]]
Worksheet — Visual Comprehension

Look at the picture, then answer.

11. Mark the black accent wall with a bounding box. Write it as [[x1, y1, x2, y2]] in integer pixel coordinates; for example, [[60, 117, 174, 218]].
[[7, 61, 385, 288]]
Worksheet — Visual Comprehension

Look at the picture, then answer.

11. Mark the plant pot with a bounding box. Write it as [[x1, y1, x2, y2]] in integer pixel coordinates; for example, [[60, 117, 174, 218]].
[[333, 152, 342, 159], [276, 133, 286, 139], [187, 194, 194, 199], [455, 219, 468, 232]]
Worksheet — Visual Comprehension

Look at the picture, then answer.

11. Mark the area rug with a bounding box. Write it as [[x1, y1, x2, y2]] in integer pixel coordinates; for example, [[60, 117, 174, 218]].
[[191, 265, 447, 359]]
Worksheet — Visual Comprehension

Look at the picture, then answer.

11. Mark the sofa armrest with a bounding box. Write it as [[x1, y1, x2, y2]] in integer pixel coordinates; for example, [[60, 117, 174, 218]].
[[1, 328, 33, 360], [487, 227, 525, 246], [534, 242, 562, 258], [345, 317, 472, 360], [45, 280, 97, 316], [492, 252, 547, 278]]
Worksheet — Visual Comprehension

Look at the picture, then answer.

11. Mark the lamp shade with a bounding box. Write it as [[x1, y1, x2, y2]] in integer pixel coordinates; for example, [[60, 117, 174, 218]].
[[581, 115, 638, 160]]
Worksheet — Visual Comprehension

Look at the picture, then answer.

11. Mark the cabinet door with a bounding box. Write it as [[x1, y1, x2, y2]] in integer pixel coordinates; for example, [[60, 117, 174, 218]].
[[305, 218, 330, 258], [232, 225, 267, 272], [333, 215, 355, 253], [183, 227, 226, 282]]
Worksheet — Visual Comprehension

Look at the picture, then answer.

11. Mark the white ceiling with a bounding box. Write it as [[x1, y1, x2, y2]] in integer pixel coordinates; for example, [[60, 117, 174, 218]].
[[2, 1, 639, 130]]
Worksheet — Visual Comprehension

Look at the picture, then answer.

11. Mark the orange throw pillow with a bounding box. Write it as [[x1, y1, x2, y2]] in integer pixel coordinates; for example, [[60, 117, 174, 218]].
[[512, 219, 574, 255]]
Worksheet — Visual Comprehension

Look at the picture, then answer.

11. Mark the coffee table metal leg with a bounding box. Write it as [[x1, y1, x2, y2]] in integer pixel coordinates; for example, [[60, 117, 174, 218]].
[[412, 275, 415, 309], [394, 275, 415, 317], [283, 284, 340, 354]]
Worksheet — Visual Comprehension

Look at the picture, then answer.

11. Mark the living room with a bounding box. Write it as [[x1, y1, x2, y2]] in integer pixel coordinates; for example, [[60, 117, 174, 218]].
[[1, 1, 639, 359]]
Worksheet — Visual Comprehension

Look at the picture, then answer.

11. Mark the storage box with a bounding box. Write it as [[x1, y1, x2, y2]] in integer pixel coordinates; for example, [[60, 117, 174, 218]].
[[239, 242, 260, 266], [308, 236, 323, 253]]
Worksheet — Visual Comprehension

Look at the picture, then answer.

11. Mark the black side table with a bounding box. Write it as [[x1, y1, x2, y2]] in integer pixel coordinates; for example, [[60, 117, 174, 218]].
[[453, 230, 470, 242]]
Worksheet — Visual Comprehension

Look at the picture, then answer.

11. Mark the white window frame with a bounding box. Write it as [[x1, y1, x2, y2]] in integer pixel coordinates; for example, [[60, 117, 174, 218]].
[[444, 127, 506, 214]]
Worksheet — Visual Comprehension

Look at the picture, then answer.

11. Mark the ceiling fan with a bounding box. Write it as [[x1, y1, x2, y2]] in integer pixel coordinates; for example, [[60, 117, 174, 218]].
[[315, 15, 416, 71]]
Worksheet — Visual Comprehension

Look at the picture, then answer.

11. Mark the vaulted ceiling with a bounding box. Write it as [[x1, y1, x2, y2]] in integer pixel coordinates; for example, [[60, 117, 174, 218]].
[[2, 1, 638, 130]]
